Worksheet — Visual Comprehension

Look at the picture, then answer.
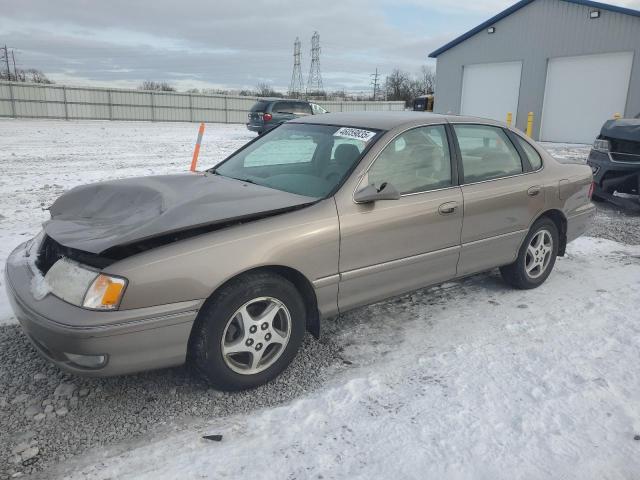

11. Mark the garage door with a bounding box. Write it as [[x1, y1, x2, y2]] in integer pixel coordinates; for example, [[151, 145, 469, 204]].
[[540, 52, 633, 144], [460, 61, 522, 123]]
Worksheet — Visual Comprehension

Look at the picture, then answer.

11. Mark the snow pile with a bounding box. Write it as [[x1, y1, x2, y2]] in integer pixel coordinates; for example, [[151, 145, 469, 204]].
[[56, 237, 640, 480]]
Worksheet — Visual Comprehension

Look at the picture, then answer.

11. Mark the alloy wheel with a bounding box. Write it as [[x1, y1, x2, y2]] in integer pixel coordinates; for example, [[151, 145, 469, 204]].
[[525, 229, 553, 279], [220, 297, 292, 375]]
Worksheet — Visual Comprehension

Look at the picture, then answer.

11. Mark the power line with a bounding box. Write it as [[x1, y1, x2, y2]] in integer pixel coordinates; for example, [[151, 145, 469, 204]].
[[288, 37, 304, 99], [306, 31, 323, 96]]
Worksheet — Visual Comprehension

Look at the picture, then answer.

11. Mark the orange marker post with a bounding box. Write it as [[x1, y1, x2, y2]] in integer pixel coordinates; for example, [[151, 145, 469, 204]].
[[190, 122, 206, 172]]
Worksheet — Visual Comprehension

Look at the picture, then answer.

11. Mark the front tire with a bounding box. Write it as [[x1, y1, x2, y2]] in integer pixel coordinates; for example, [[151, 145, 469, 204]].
[[189, 272, 306, 391], [500, 218, 559, 289]]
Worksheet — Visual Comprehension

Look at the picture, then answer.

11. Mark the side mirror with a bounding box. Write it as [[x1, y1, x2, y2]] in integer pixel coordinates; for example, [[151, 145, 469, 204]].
[[354, 182, 401, 203]]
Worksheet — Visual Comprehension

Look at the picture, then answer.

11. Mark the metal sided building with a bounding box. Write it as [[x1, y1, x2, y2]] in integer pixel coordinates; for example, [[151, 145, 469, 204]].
[[429, 0, 640, 144]]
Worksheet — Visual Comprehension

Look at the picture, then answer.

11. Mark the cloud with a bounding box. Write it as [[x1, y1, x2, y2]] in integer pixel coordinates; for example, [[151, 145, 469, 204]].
[[1, 0, 638, 92]]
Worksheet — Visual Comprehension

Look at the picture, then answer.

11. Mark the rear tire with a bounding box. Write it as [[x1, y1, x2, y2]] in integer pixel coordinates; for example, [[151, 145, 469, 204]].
[[500, 217, 559, 289], [189, 272, 306, 391]]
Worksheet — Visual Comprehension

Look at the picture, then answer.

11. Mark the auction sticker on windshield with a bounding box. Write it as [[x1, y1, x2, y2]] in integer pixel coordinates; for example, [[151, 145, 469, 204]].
[[334, 127, 376, 142]]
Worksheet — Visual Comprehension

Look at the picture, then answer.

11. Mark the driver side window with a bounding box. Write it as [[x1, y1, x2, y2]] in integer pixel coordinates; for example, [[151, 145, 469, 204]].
[[367, 125, 452, 195]]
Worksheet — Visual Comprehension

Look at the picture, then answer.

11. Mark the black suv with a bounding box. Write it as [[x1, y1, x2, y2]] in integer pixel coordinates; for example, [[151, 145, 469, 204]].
[[587, 114, 640, 210], [246, 99, 327, 134]]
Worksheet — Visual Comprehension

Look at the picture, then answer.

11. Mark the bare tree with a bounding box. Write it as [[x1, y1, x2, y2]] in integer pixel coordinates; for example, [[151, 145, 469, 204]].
[[384, 69, 412, 103], [421, 65, 435, 95], [138, 81, 176, 92], [1, 68, 53, 84], [255, 82, 283, 97], [384, 67, 436, 106], [202, 88, 231, 95]]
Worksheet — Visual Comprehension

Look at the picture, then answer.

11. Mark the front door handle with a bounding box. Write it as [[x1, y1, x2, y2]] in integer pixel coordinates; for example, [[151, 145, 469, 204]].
[[438, 202, 458, 215], [527, 186, 541, 197]]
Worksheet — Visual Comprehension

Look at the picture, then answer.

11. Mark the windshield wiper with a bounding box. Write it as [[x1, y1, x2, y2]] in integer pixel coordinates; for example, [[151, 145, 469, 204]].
[[226, 175, 257, 185]]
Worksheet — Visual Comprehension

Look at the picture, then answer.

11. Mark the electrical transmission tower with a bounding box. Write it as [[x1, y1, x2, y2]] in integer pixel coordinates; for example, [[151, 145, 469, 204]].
[[370, 68, 380, 100], [288, 37, 304, 98], [306, 31, 323, 96], [1, 45, 11, 80]]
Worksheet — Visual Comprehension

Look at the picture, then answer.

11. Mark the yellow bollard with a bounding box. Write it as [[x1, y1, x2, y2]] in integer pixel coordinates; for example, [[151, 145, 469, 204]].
[[506, 112, 513, 127], [526, 112, 534, 137], [613, 113, 621, 119]]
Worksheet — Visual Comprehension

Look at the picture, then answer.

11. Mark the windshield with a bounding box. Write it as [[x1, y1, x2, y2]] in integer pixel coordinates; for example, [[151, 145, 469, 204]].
[[213, 123, 381, 198]]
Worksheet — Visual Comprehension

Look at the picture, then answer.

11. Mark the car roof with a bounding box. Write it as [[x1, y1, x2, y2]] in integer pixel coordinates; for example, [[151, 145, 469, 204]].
[[290, 111, 504, 130], [254, 98, 309, 104]]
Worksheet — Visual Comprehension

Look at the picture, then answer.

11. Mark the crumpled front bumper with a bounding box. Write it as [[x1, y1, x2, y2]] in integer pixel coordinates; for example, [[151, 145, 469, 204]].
[[587, 149, 640, 193], [4, 241, 200, 377]]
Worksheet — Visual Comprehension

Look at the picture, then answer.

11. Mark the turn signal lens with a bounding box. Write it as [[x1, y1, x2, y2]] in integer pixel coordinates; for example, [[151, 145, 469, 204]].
[[83, 274, 127, 310]]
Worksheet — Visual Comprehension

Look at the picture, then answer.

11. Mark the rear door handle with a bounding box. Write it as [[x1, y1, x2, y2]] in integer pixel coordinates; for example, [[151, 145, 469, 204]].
[[438, 202, 458, 215], [527, 186, 541, 197]]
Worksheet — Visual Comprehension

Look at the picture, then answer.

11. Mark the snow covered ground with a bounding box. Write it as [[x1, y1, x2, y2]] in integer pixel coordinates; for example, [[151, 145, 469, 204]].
[[1, 119, 639, 479], [55, 237, 640, 479]]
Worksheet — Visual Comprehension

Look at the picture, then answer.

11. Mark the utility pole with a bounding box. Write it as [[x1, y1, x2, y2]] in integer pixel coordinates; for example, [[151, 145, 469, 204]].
[[370, 68, 380, 100], [306, 31, 323, 96], [288, 37, 304, 98]]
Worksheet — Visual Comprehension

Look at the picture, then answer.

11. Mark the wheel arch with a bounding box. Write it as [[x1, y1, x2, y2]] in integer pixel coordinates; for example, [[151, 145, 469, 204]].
[[190, 265, 321, 345], [534, 209, 567, 256]]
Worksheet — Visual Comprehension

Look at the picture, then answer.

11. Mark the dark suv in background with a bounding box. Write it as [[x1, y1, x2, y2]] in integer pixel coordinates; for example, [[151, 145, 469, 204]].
[[247, 99, 327, 134], [587, 113, 640, 210]]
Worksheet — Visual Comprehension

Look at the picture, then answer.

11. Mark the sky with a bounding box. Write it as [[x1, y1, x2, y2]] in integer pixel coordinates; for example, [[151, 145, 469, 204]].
[[1, 0, 639, 93]]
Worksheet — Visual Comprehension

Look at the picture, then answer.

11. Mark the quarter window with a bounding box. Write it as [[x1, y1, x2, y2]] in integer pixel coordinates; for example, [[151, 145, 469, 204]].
[[367, 125, 452, 195], [513, 136, 543, 170], [454, 125, 523, 183]]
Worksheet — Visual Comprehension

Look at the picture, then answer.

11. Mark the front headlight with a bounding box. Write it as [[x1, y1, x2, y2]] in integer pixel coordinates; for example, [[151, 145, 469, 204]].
[[593, 138, 610, 152], [44, 258, 127, 310]]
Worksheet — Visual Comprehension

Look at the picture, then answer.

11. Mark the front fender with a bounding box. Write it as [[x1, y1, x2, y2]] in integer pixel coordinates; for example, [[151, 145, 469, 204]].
[[107, 200, 340, 313]]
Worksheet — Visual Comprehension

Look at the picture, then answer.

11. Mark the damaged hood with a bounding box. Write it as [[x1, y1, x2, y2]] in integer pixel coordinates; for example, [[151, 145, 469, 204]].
[[600, 119, 640, 143], [44, 173, 315, 254]]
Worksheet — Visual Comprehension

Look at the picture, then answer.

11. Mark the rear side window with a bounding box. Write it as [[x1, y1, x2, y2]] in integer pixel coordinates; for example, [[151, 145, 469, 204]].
[[453, 124, 523, 183], [292, 102, 312, 114], [513, 136, 543, 170], [250, 101, 269, 112], [273, 102, 294, 113]]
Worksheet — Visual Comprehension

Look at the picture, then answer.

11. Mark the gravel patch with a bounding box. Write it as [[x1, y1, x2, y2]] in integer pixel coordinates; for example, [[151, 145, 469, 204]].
[[588, 202, 640, 245], [0, 327, 343, 478]]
